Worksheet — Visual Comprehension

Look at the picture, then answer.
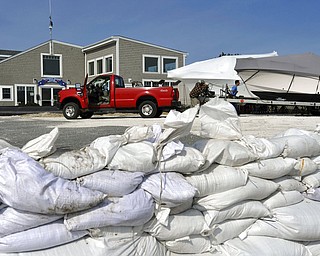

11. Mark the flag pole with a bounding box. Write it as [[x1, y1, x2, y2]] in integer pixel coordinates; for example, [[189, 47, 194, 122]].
[[49, 0, 54, 54]]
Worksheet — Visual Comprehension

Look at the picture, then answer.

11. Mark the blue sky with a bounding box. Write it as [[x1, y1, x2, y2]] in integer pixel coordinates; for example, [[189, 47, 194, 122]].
[[1, 0, 319, 64]]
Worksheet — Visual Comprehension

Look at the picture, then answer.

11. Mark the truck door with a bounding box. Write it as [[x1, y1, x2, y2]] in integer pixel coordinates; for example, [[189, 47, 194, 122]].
[[87, 76, 111, 107], [113, 76, 133, 108]]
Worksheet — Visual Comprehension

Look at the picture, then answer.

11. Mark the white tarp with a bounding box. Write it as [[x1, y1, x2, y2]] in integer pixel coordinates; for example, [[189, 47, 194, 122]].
[[167, 52, 278, 105]]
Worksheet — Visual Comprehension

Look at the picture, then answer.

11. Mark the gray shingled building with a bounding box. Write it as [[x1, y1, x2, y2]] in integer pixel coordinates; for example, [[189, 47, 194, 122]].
[[0, 36, 187, 107]]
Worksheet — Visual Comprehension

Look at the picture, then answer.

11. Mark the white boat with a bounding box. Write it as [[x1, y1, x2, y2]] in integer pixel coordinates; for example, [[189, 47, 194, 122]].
[[235, 53, 320, 102]]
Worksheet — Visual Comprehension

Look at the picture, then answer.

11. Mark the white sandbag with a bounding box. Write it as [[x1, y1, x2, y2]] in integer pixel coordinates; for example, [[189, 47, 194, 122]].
[[140, 172, 197, 208], [122, 125, 156, 143], [161, 106, 198, 139], [0, 139, 16, 150], [21, 127, 59, 160], [91, 226, 168, 256], [90, 135, 124, 165], [270, 135, 320, 158], [290, 157, 318, 177], [211, 218, 256, 245], [0, 207, 62, 238], [302, 170, 320, 188], [186, 164, 248, 197], [169, 199, 193, 215], [311, 155, 320, 168], [193, 139, 258, 168], [199, 98, 242, 140], [77, 169, 144, 196], [159, 139, 184, 161], [144, 209, 211, 241], [154, 106, 199, 164], [41, 146, 106, 179], [0, 237, 102, 256], [65, 189, 154, 231], [90, 125, 157, 166], [238, 135, 284, 159], [157, 146, 205, 174], [305, 241, 320, 256], [164, 235, 214, 254], [108, 141, 156, 173], [169, 251, 227, 256], [194, 177, 279, 211], [0, 220, 88, 253], [221, 236, 312, 256], [238, 157, 296, 179], [0, 148, 105, 214], [304, 188, 320, 201], [275, 127, 320, 144], [263, 190, 304, 210], [203, 201, 270, 226], [246, 199, 320, 241], [273, 176, 308, 192]]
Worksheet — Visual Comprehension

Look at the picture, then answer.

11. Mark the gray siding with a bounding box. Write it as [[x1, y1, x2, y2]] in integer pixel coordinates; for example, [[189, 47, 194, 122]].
[[85, 42, 116, 62], [0, 42, 84, 85], [118, 38, 184, 83], [0, 41, 84, 106]]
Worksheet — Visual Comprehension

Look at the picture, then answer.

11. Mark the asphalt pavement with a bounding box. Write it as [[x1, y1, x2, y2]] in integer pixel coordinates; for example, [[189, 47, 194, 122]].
[[0, 106, 60, 116], [0, 110, 201, 150]]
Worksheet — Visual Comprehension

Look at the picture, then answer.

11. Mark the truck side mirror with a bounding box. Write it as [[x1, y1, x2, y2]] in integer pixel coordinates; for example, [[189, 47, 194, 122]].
[[75, 83, 82, 89]]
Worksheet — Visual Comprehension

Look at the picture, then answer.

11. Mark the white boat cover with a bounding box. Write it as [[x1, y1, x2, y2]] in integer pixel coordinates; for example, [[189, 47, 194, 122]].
[[235, 53, 320, 95], [167, 52, 277, 105]]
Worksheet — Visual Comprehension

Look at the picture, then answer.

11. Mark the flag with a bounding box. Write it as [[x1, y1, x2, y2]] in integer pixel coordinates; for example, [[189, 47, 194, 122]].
[[49, 16, 53, 29]]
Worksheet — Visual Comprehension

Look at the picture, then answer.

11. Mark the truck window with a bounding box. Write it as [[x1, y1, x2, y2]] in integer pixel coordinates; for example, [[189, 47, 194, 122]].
[[115, 77, 125, 88]]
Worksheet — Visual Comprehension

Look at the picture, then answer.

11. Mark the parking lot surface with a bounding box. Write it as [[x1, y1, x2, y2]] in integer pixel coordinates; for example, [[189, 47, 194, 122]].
[[1, 112, 320, 150]]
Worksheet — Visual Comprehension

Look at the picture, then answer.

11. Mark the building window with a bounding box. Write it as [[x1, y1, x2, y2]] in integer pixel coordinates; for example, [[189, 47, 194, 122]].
[[162, 57, 178, 73], [97, 59, 103, 74], [0, 86, 12, 100], [105, 55, 113, 73], [41, 54, 62, 77], [143, 80, 176, 87], [88, 61, 95, 76], [16, 85, 36, 106], [143, 55, 159, 73]]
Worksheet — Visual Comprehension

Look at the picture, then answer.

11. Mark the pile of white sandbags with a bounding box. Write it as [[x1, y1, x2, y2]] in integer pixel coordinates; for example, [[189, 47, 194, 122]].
[[2, 97, 320, 256]]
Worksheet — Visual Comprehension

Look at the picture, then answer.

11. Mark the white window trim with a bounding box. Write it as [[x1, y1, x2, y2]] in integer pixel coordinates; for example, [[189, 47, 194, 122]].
[[143, 54, 160, 74], [142, 79, 176, 87], [40, 53, 63, 78], [88, 60, 95, 77], [14, 84, 37, 106], [162, 56, 178, 74], [96, 57, 104, 75], [104, 54, 113, 74], [0, 85, 13, 101]]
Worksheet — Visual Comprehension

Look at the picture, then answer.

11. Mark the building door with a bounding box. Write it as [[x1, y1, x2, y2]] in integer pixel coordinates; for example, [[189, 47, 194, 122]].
[[41, 88, 52, 106], [16, 85, 36, 106], [40, 87, 62, 106], [17, 86, 26, 105]]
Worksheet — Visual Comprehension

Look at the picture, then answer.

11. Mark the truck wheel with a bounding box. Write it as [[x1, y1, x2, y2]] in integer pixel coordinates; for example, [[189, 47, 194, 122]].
[[139, 101, 157, 118], [63, 102, 80, 119], [80, 111, 93, 119], [155, 108, 163, 118]]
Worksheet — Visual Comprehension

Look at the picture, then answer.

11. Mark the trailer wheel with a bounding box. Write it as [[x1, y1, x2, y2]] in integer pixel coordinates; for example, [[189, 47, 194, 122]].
[[63, 102, 80, 119], [80, 111, 93, 119], [139, 101, 157, 118]]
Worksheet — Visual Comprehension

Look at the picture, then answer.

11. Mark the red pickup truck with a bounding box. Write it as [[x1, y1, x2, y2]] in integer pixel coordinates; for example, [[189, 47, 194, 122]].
[[57, 74, 180, 119]]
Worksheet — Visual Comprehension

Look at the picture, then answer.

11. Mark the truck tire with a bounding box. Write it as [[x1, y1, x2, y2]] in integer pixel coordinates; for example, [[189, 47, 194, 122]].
[[155, 108, 163, 118], [63, 102, 80, 119], [139, 100, 157, 118], [80, 111, 94, 119]]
